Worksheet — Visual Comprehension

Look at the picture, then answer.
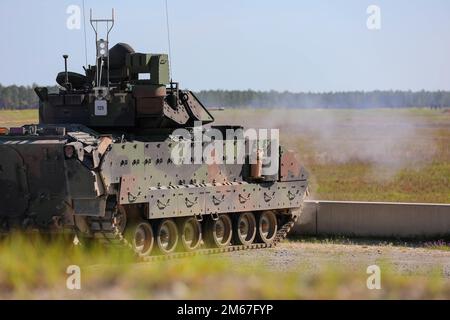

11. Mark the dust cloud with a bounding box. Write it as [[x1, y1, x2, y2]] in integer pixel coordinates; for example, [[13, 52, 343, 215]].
[[215, 108, 440, 181]]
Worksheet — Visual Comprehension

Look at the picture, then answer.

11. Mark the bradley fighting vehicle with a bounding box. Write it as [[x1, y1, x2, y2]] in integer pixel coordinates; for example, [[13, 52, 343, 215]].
[[0, 11, 308, 259]]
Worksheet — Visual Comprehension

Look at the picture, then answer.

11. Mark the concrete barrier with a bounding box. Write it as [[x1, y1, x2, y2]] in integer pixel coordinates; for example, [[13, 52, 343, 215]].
[[292, 200, 450, 238]]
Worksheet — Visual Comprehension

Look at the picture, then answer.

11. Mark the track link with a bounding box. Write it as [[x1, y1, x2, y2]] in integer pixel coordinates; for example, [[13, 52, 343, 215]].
[[83, 202, 303, 263]]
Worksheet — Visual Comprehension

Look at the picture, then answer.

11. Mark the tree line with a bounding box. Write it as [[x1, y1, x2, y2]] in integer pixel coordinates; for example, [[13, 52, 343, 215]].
[[0, 84, 59, 110], [196, 90, 450, 109], [0, 84, 40, 109], [1, 84, 449, 109]]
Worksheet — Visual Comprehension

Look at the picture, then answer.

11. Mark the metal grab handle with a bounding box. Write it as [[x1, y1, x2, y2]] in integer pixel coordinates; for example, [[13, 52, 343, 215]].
[[239, 193, 251, 203], [211, 212, 220, 221], [287, 190, 299, 201], [212, 195, 225, 205], [264, 192, 276, 202], [157, 199, 171, 209], [185, 197, 198, 208], [194, 213, 204, 222]]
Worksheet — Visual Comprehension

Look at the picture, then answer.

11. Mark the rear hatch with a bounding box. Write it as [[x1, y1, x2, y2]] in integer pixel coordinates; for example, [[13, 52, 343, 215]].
[[0, 137, 68, 226]]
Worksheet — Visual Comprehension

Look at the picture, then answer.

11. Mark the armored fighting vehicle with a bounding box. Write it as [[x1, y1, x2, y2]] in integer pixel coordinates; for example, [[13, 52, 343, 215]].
[[0, 12, 308, 259]]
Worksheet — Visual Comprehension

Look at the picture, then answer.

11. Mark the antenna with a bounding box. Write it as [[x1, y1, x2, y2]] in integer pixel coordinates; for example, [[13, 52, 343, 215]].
[[82, 0, 88, 68], [89, 8, 115, 96], [63, 55, 71, 90], [165, 0, 173, 81]]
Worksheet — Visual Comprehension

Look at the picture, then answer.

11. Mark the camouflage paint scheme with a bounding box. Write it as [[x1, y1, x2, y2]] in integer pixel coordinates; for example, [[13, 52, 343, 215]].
[[0, 43, 308, 239]]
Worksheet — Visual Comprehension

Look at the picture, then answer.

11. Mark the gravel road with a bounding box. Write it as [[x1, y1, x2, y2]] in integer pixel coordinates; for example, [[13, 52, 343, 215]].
[[218, 240, 450, 277]]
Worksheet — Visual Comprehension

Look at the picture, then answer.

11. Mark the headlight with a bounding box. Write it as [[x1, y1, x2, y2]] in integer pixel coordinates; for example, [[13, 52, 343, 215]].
[[64, 145, 76, 159]]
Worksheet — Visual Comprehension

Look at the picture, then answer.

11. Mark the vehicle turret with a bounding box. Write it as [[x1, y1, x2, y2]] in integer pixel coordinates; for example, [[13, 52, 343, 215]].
[[35, 9, 213, 132]]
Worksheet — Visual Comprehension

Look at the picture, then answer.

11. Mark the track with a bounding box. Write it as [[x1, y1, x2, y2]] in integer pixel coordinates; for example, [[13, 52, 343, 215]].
[[84, 200, 304, 263]]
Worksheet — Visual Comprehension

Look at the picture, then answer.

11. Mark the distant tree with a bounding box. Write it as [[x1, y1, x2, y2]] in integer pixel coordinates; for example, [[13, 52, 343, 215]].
[[196, 90, 450, 109], [0, 84, 58, 109], [1, 84, 449, 110]]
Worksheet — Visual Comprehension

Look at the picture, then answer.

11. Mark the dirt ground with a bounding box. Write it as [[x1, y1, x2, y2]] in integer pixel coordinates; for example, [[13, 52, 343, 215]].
[[217, 240, 450, 278]]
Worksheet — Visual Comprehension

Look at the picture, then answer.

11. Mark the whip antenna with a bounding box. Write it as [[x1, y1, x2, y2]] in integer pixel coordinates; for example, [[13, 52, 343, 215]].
[[165, 0, 173, 81], [82, 0, 88, 68]]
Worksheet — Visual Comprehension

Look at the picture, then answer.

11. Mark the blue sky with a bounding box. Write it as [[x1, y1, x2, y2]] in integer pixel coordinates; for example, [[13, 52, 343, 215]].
[[0, 0, 449, 91]]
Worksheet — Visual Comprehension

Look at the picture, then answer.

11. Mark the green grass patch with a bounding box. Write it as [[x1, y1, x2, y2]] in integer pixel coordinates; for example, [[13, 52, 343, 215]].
[[424, 240, 450, 252], [1, 108, 449, 203], [0, 234, 450, 299], [215, 108, 450, 203], [0, 109, 38, 127]]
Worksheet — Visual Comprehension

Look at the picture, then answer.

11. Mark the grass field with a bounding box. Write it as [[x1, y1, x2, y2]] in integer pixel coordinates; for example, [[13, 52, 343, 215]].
[[215, 108, 450, 203], [0, 109, 38, 127], [0, 234, 449, 299], [1, 108, 448, 203], [1, 108, 449, 299]]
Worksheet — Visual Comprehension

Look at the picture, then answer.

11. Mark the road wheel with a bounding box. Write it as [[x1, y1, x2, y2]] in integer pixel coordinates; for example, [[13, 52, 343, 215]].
[[178, 217, 202, 252], [256, 211, 278, 244], [155, 219, 179, 254], [233, 212, 257, 245], [126, 221, 154, 257], [204, 214, 233, 248]]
